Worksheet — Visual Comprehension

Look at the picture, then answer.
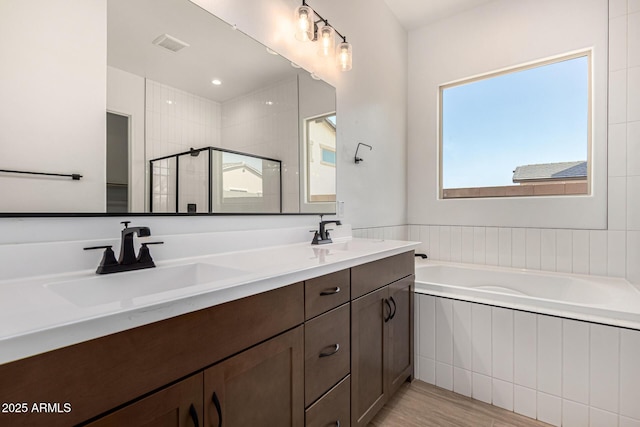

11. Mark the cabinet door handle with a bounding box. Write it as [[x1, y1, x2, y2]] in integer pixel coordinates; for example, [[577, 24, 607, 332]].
[[319, 343, 340, 357], [320, 286, 341, 296], [188, 403, 200, 427], [211, 392, 222, 427], [389, 296, 397, 320], [384, 299, 392, 323], [336, 421, 341, 427]]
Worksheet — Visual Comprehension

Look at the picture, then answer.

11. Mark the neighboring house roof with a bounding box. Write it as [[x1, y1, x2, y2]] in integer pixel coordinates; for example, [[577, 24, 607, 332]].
[[512, 161, 587, 183], [222, 162, 262, 177]]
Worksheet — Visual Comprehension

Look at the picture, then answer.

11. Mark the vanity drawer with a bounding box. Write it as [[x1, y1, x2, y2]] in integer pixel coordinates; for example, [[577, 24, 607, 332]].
[[305, 269, 350, 320], [351, 251, 414, 299], [305, 375, 351, 427], [305, 303, 351, 406]]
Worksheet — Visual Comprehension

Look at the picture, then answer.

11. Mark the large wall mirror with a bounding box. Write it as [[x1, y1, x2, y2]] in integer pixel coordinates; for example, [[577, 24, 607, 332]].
[[0, 0, 336, 215]]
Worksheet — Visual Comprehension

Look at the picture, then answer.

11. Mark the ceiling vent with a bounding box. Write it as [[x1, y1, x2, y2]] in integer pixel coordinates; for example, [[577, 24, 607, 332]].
[[152, 34, 190, 53]]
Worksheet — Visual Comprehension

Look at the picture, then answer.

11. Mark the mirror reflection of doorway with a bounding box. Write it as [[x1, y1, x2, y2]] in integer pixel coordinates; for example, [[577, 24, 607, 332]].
[[106, 112, 129, 212]]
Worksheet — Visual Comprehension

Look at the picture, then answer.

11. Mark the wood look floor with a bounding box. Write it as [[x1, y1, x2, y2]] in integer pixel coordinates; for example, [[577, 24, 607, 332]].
[[369, 381, 553, 427]]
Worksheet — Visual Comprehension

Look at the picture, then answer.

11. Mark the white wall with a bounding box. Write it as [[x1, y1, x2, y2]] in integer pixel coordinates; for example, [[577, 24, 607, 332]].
[[407, 0, 640, 285], [221, 77, 298, 212], [0, 0, 106, 212], [407, 0, 608, 230]]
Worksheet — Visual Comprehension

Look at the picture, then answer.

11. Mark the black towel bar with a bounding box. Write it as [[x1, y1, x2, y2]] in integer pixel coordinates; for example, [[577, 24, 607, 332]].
[[0, 169, 82, 180]]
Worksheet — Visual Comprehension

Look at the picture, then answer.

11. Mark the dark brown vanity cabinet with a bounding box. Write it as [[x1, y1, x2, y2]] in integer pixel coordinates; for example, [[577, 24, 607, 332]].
[[0, 251, 414, 427], [350, 252, 415, 427]]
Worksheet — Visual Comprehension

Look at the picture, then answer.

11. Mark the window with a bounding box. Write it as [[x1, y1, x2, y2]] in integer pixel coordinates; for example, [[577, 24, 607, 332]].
[[305, 113, 337, 203], [440, 52, 590, 199], [321, 146, 336, 166]]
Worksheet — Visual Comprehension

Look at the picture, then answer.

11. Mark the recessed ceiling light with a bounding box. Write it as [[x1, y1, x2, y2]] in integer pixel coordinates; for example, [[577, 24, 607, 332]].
[[211, 79, 222, 86], [266, 47, 279, 56], [310, 73, 321, 80], [290, 62, 301, 68], [265, 101, 274, 106]]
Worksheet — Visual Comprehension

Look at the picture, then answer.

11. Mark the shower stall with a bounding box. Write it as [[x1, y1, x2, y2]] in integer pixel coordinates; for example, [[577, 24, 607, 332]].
[[149, 146, 282, 213]]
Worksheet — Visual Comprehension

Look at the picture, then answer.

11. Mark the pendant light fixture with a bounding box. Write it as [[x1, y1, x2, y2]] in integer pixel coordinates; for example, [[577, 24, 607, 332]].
[[317, 24, 335, 58], [293, 1, 352, 71], [336, 41, 352, 71], [294, 4, 314, 42]]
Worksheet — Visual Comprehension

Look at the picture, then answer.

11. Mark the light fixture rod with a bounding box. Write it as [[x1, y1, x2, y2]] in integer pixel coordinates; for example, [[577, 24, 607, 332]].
[[301, 0, 347, 43]]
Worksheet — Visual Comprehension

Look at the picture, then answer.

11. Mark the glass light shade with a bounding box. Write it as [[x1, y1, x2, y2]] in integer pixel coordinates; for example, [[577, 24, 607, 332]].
[[317, 25, 335, 57], [294, 5, 314, 42], [336, 41, 352, 71]]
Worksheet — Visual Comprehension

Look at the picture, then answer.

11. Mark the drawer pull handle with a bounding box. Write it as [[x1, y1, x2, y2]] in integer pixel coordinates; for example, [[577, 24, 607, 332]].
[[389, 296, 397, 320], [319, 343, 340, 357], [336, 421, 341, 427], [189, 403, 200, 427], [384, 298, 392, 323], [320, 287, 341, 296], [211, 392, 222, 427]]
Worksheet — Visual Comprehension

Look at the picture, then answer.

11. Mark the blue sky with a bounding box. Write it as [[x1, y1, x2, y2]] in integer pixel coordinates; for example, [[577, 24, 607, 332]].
[[442, 55, 588, 189]]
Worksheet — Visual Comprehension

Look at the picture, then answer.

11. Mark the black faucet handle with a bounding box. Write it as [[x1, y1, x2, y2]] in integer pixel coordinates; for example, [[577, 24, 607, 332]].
[[84, 245, 113, 251], [121, 221, 131, 228], [137, 241, 163, 265], [140, 241, 164, 246], [84, 245, 119, 273]]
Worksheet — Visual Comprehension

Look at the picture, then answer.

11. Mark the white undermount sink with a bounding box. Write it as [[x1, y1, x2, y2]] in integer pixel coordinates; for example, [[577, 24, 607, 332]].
[[45, 263, 248, 307]]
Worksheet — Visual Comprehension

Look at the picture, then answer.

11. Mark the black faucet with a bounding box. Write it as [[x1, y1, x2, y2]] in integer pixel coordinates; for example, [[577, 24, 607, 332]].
[[84, 222, 163, 274], [311, 219, 342, 245], [118, 221, 151, 265]]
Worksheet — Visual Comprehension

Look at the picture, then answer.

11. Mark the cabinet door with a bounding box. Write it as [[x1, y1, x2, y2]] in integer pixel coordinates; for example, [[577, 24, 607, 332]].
[[85, 373, 203, 427], [387, 275, 414, 395], [351, 286, 389, 427], [204, 326, 304, 427]]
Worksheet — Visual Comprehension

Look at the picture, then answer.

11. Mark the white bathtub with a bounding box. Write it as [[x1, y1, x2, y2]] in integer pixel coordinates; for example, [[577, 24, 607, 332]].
[[414, 260, 640, 329]]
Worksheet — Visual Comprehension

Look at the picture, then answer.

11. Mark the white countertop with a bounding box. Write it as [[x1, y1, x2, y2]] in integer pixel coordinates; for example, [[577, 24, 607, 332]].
[[0, 238, 418, 365]]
